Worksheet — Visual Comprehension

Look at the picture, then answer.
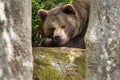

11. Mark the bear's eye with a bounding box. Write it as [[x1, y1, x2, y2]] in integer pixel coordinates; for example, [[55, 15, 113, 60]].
[[61, 25, 66, 29]]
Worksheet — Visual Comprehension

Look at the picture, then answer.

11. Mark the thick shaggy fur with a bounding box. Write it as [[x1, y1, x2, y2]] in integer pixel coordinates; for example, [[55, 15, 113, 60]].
[[38, 0, 90, 49]]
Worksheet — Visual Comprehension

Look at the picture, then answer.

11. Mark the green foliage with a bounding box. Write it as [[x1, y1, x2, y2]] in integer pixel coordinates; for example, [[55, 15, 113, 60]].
[[32, 0, 73, 47], [33, 48, 68, 80]]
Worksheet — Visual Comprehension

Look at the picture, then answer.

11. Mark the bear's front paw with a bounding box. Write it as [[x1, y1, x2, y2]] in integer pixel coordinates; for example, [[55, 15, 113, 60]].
[[40, 38, 56, 47]]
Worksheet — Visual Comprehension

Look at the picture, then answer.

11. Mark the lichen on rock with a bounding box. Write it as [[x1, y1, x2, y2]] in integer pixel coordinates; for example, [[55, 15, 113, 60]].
[[33, 47, 86, 80]]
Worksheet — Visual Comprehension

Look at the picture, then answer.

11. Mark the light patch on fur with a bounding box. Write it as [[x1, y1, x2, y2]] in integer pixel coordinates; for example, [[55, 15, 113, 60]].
[[52, 22, 59, 28], [2, 29, 14, 62], [0, 2, 7, 24], [60, 29, 68, 40], [68, 17, 74, 21], [54, 29, 69, 42]]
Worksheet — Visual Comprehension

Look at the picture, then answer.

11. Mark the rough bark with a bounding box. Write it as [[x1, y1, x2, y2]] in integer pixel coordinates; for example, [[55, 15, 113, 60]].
[[0, 0, 33, 80], [85, 0, 120, 80]]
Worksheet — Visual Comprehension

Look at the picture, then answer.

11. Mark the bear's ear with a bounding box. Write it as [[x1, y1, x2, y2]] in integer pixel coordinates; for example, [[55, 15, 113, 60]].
[[63, 4, 75, 14], [38, 9, 48, 21]]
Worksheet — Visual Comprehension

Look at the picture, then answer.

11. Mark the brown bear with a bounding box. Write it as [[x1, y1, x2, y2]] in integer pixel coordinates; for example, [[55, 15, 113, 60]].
[[38, 0, 90, 49]]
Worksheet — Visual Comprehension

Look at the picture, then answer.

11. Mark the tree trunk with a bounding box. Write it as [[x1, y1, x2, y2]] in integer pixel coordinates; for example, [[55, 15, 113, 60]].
[[0, 0, 33, 80], [85, 0, 120, 80]]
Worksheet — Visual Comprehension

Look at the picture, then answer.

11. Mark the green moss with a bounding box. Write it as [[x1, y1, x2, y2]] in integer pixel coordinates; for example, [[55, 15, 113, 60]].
[[33, 47, 86, 80], [74, 55, 86, 78], [33, 54, 63, 80], [33, 48, 70, 63], [34, 66, 63, 80]]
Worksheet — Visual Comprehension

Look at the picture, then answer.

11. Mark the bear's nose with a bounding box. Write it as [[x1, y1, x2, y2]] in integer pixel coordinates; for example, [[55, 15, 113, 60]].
[[54, 35, 61, 41]]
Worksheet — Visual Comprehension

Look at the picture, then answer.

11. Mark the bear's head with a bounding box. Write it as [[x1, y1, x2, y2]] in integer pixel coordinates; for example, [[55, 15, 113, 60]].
[[38, 4, 81, 46]]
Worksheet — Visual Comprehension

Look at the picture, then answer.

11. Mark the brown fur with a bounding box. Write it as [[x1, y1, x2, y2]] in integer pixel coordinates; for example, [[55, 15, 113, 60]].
[[38, 0, 90, 49]]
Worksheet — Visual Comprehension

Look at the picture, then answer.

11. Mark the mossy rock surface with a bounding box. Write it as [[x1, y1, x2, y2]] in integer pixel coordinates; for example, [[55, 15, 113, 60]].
[[33, 47, 86, 80]]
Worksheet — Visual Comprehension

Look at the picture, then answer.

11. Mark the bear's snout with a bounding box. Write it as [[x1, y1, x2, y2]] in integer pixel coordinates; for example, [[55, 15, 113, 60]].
[[54, 35, 67, 46], [54, 35, 63, 43], [54, 35, 61, 41]]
